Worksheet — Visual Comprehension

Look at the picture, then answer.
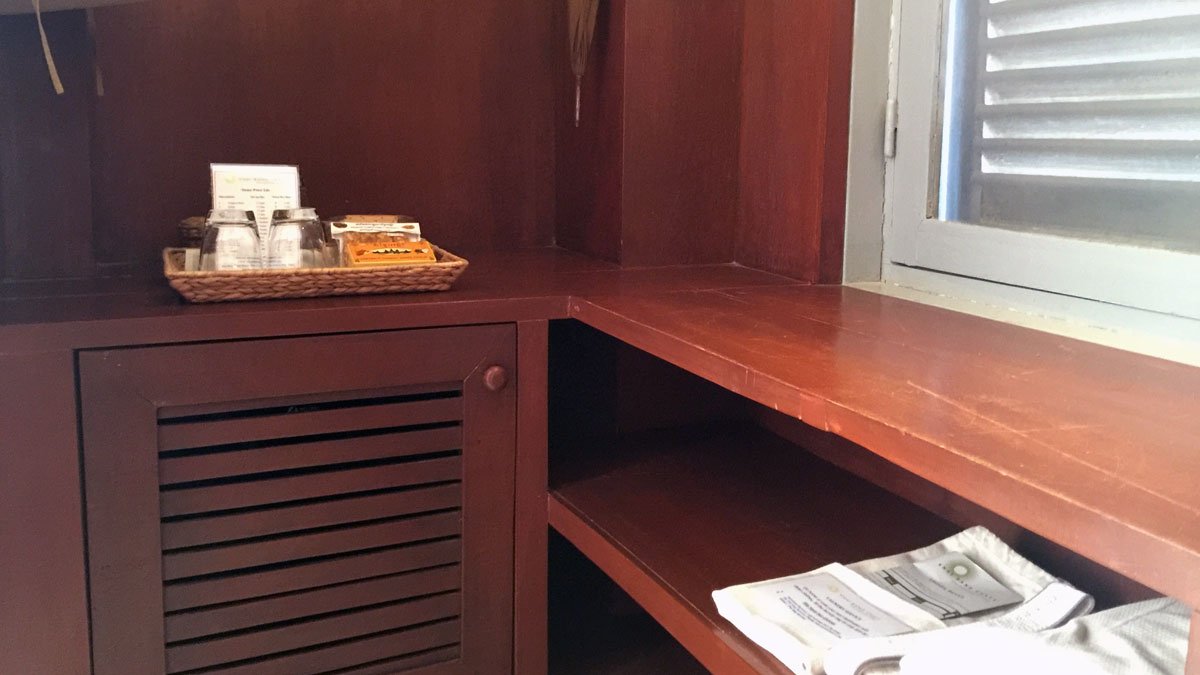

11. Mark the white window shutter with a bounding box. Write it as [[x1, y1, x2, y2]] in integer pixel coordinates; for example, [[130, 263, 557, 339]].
[[945, 0, 1200, 253]]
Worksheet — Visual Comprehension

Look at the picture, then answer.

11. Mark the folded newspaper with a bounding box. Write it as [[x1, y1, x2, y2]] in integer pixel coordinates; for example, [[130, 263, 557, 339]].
[[712, 527, 1095, 675]]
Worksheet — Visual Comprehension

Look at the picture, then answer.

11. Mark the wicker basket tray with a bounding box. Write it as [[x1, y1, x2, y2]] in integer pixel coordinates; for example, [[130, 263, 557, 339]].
[[163, 246, 469, 303]]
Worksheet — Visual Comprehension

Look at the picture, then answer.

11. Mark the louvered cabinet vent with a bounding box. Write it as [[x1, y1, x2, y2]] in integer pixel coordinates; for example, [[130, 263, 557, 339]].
[[81, 328, 516, 675]]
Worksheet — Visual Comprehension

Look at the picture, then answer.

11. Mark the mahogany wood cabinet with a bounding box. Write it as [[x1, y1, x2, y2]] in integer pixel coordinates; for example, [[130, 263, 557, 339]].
[[78, 326, 517, 675]]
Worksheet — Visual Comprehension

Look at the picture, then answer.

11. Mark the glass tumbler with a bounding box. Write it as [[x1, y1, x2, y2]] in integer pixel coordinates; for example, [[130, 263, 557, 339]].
[[199, 210, 261, 271], [268, 208, 329, 269]]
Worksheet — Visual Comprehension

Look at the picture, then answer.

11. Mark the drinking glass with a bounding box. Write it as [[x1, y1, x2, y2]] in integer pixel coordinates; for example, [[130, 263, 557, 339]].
[[199, 210, 261, 271], [268, 208, 329, 269]]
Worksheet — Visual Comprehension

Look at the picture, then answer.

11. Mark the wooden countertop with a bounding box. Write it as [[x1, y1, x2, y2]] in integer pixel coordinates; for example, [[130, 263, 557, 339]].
[[0, 248, 796, 353], [3, 247, 1196, 609], [570, 284, 1200, 608]]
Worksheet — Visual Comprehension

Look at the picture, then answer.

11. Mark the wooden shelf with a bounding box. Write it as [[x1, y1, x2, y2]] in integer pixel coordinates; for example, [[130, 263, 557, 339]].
[[570, 284, 1200, 608], [547, 425, 959, 675], [0, 248, 796, 353]]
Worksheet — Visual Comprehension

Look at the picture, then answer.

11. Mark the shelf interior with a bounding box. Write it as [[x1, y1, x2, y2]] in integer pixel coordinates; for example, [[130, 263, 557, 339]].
[[548, 424, 962, 674], [548, 532, 706, 675]]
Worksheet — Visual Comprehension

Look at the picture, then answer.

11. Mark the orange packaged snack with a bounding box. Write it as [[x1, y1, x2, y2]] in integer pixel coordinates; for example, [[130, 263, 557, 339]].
[[342, 235, 438, 267]]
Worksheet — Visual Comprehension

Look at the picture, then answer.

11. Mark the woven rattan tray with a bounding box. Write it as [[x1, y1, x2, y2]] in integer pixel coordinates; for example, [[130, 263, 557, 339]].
[[163, 246, 468, 303]]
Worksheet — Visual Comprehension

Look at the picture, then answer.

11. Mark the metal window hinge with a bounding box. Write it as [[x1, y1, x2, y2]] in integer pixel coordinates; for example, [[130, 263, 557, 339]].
[[884, 98, 899, 159]]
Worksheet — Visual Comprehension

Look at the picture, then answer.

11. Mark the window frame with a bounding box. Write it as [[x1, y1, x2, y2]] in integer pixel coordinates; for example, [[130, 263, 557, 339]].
[[843, 0, 1200, 362]]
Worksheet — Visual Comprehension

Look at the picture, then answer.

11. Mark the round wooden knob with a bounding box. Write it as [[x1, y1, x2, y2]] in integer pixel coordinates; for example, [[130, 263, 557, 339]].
[[483, 366, 509, 392]]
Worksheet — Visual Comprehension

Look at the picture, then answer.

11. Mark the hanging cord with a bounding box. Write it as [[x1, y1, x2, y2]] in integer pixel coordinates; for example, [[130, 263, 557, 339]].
[[567, 0, 599, 127], [32, 0, 65, 95], [86, 7, 104, 96]]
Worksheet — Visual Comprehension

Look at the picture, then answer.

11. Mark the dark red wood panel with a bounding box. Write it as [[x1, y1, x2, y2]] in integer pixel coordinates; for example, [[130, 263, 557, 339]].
[[158, 426, 462, 485], [619, 0, 743, 267], [737, 0, 854, 282], [165, 592, 461, 673], [0, 12, 95, 280], [200, 620, 461, 675], [819, 0, 855, 284], [459, 326, 519, 675], [554, 0, 743, 267], [165, 540, 463, 612], [555, 0, 625, 263], [157, 398, 461, 451], [322, 646, 463, 675], [514, 320, 549, 675], [0, 352, 91, 675], [165, 566, 461, 643], [162, 511, 462, 581], [81, 325, 516, 675], [160, 457, 462, 517], [0, 249, 794, 348], [161, 483, 462, 550], [80, 349, 171, 675], [88, 0, 556, 273]]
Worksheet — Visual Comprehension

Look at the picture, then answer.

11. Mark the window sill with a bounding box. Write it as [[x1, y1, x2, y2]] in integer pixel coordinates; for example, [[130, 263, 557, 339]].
[[860, 264, 1200, 368]]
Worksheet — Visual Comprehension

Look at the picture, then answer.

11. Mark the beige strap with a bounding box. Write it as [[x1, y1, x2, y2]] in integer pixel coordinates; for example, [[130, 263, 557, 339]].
[[33, 0, 65, 95]]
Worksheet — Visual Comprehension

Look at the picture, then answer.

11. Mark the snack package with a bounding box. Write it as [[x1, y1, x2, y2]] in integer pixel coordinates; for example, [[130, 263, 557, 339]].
[[329, 216, 426, 267], [329, 215, 421, 243], [341, 233, 438, 267]]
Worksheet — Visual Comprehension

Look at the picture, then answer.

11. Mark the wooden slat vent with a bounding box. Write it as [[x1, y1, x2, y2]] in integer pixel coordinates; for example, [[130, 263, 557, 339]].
[[156, 388, 465, 674]]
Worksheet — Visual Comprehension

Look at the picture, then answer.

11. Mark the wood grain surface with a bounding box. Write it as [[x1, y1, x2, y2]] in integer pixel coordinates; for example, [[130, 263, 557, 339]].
[[0, 0, 558, 281], [0, 352, 91, 675], [617, 0, 743, 267], [550, 425, 959, 674], [0, 12, 95, 280], [570, 284, 1200, 609], [514, 320, 550, 675], [80, 326, 517, 675], [3, 249, 1197, 671], [0, 249, 795, 350], [555, 0, 625, 264], [738, 0, 854, 282]]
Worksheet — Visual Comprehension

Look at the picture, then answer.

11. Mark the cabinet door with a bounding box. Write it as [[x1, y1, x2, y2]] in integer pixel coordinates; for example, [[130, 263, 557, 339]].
[[80, 326, 516, 675]]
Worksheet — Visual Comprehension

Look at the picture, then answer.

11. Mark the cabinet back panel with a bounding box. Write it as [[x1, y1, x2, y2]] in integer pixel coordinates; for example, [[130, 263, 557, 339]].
[[0, 0, 558, 282], [89, 0, 557, 269]]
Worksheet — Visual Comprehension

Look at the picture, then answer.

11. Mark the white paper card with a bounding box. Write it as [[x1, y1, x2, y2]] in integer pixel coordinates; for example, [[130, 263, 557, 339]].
[[870, 552, 1023, 619], [764, 572, 918, 641], [822, 581, 1096, 675], [210, 164, 301, 244], [713, 563, 945, 674]]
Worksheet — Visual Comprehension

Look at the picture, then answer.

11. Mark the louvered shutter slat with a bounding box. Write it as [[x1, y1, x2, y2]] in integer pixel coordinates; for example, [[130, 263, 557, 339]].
[[947, 0, 1200, 252]]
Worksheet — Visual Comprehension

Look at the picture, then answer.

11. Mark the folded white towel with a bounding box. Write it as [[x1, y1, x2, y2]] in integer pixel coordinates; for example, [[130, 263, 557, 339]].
[[900, 598, 1190, 675]]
